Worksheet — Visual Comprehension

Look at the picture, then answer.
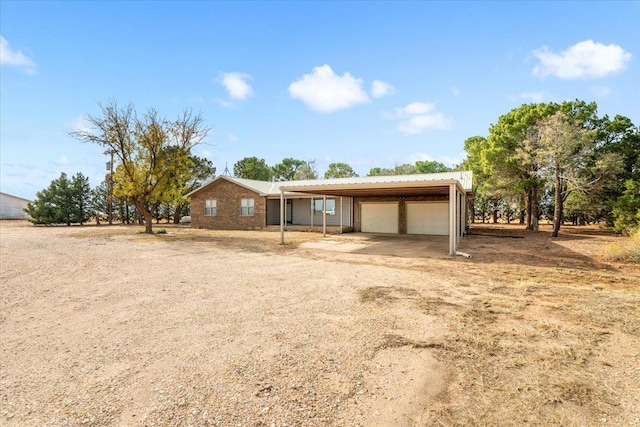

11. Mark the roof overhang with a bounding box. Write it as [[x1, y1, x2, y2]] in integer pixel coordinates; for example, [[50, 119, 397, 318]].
[[279, 179, 467, 198]]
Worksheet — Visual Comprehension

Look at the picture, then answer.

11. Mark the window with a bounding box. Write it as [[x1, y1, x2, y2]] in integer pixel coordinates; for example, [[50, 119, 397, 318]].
[[204, 199, 217, 216], [313, 198, 336, 215], [241, 198, 254, 216]]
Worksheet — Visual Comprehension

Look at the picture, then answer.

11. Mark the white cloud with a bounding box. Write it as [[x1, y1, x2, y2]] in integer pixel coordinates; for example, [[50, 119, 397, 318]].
[[394, 101, 452, 134], [409, 152, 435, 162], [371, 80, 395, 98], [397, 102, 436, 116], [515, 91, 548, 103], [55, 156, 70, 165], [409, 152, 462, 167], [0, 35, 36, 74], [590, 85, 612, 98], [451, 87, 460, 96], [532, 40, 632, 79], [215, 98, 235, 108], [398, 114, 451, 134], [219, 72, 253, 100], [288, 64, 370, 113], [227, 133, 239, 143]]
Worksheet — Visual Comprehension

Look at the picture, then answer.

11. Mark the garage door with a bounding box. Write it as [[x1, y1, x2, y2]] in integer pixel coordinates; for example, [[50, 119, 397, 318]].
[[407, 202, 449, 235], [361, 203, 398, 233]]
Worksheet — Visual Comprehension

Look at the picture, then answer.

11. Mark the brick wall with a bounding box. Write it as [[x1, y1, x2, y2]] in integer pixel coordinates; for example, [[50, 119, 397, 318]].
[[353, 195, 448, 233], [189, 179, 266, 230]]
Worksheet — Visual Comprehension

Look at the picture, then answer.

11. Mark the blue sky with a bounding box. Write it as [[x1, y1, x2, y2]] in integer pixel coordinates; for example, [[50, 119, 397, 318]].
[[1, 1, 638, 200]]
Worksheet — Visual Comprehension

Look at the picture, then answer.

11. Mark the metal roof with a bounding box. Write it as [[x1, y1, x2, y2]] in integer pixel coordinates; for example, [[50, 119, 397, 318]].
[[185, 171, 473, 198]]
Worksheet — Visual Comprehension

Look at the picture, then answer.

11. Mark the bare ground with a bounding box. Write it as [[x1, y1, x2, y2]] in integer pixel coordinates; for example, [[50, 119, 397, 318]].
[[0, 221, 638, 426]]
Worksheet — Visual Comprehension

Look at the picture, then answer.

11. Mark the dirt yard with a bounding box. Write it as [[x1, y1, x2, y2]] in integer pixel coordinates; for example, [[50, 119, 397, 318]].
[[1, 221, 638, 426]]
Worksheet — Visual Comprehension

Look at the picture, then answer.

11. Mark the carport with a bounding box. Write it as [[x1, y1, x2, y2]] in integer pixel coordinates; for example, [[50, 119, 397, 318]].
[[278, 172, 472, 255]]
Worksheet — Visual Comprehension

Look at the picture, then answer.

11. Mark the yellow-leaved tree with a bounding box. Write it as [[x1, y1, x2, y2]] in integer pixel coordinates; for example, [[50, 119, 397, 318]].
[[72, 100, 209, 233]]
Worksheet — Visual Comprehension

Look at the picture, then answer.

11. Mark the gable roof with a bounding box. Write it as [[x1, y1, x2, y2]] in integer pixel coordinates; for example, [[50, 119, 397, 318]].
[[184, 176, 285, 198], [186, 171, 472, 198]]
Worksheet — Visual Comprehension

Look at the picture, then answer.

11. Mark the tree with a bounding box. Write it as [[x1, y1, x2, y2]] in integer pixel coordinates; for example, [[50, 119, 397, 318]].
[[233, 156, 272, 181], [25, 172, 92, 225], [462, 100, 638, 235], [595, 115, 640, 225], [272, 158, 305, 181], [70, 172, 92, 225], [294, 160, 319, 180], [461, 136, 491, 224], [367, 163, 417, 176], [91, 178, 109, 225], [324, 162, 358, 179], [415, 160, 451, 173], [484, 103, 559, 231], [71, 100, 209, 233], [25, 175, 65, 225], [537, 109, 618, 236], [612, 179, 640, 235], [173, 155, 215, 223]]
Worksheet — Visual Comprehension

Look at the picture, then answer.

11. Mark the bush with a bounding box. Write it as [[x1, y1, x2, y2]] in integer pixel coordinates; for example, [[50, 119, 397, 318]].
[[612, 179, 640, 235], [603, 230, 640, 263]]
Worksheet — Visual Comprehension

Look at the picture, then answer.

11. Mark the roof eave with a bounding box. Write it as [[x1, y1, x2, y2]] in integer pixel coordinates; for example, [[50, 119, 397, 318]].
[[280, 178, 468, 194]]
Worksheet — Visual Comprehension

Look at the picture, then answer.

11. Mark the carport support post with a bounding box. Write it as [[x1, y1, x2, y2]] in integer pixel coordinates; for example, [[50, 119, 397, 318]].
[[339, 197, 343, 234], [462, 192, 466, 237], [280, 190, 285, 244], [322, 195, 327, 237], [449, 183, 456, 255]]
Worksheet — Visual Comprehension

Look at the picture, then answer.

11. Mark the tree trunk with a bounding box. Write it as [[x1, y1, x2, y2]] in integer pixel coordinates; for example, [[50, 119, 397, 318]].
[[144, 212, 153, 233], [552, 164, 563, 238], [525, 190, 532, 230], [174, 204, 185, 224], [134, 201, 154, 233], [531, 186, 539, 232]]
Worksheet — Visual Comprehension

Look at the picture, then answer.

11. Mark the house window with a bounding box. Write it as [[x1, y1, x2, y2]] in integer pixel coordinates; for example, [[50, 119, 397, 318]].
[[313, 198, 336, 215], [241, 198, 254, 216], [204, 199, 217, 216]]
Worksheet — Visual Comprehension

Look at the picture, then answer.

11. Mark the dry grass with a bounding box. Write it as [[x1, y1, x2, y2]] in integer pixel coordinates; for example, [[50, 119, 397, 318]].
[[418, 224, 640, 426], [602, 229, 640, 263]]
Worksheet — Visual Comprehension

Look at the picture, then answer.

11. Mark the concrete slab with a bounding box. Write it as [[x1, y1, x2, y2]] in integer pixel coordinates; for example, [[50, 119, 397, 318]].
[[299, 233, 450, 258]]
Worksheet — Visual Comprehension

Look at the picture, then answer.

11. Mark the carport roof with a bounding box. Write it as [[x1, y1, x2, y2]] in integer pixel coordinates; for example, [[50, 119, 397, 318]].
[[186, 171, 472, 198], [279, 171, 472, 197]]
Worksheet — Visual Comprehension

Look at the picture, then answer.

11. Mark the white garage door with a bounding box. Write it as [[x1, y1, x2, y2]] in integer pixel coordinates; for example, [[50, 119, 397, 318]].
[[407, 202, 449, 235], [361, 203, 399, 233]]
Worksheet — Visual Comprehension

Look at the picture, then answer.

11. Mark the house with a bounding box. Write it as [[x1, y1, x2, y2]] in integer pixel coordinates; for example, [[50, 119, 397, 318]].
[[186, 171, 472, 255], [0, 192, 32, 220]]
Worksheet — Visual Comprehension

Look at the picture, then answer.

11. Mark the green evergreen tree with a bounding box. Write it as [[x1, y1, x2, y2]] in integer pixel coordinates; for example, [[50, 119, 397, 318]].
[[91, 179, 109, 224], [70, 172, 92, 225], [24, 172, 93, 226], [324, 162, 357, 179], [613, 179, 640, 235]]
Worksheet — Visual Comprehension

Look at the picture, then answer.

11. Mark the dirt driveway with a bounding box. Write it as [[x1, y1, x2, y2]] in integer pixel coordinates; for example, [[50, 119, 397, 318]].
[[1, 221, 639, 426]]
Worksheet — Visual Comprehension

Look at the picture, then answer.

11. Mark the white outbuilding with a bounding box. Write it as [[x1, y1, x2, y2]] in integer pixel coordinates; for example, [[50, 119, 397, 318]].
[[0, 192, 32, 220]]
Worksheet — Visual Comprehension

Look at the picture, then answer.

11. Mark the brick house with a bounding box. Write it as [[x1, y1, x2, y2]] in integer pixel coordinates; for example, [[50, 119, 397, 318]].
[[186, 171, 472, 255]]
